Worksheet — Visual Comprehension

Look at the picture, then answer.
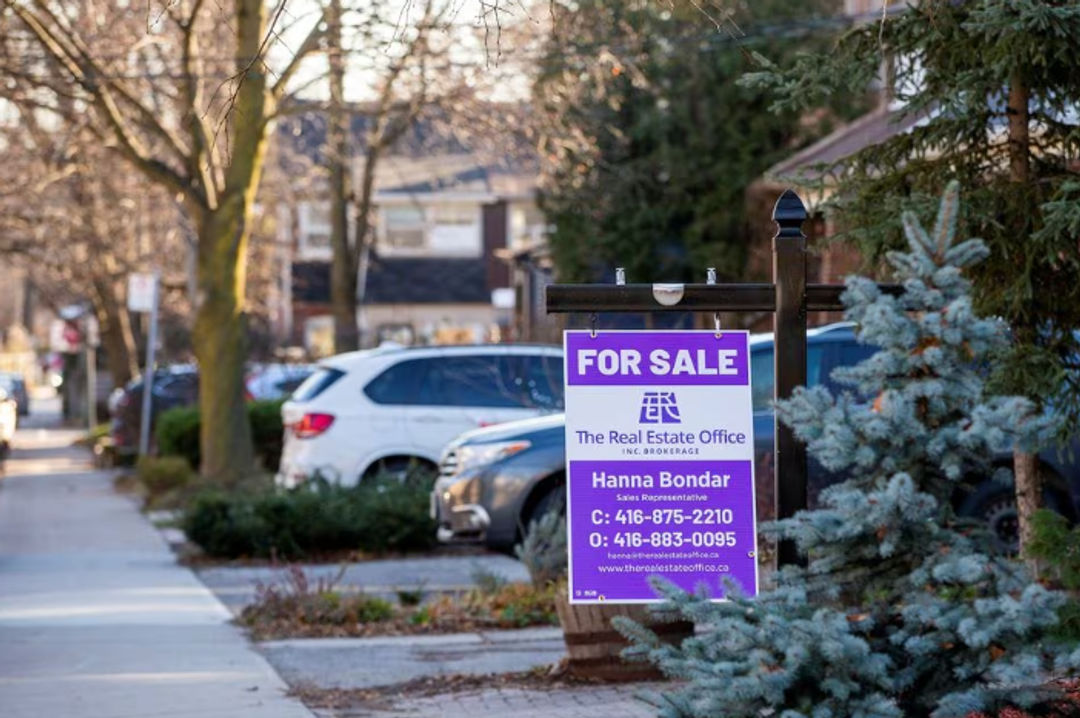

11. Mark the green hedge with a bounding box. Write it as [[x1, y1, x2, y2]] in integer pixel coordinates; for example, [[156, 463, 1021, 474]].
[[156, 399, 285, 473], [182, 476, 437, 559]]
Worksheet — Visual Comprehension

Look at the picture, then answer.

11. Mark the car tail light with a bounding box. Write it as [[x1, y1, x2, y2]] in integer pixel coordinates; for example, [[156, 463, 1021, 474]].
[[292, 413, 335, 439]]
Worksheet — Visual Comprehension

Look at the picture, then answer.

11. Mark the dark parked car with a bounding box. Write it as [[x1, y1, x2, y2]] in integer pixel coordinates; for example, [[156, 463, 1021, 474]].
[[244, 363, 316, 401], [109, 366, 199, 455], [0, 373, 30, 416], [432, 324, 1080, 551]]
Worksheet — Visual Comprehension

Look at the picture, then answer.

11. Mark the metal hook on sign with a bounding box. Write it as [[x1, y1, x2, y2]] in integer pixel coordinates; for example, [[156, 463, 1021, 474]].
[[615, 267, 626, 286], [590, 312, 598, 339], [707, 268, 721, 337]]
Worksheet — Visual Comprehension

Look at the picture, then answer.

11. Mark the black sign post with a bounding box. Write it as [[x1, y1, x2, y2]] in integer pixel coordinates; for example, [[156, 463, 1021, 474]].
[[545, 190, 898, 565]]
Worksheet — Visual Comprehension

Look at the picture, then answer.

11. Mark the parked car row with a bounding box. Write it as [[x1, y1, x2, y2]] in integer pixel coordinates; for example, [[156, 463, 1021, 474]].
[[430, 324, 1080, 552], [0, 372, 29, 417], [109, 362, 315, 456], [110, 327, 1078, 554], [0, 385, 18, 458]]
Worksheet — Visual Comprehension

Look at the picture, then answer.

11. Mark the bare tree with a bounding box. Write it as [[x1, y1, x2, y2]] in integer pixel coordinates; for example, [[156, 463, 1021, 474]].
[[324, 0, 480, 353], [0, 108, 191, 388], [0, 0, 326, 483]]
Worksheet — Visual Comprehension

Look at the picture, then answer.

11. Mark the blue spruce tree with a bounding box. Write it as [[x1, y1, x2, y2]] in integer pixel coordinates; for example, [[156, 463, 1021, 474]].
[[617, 183, 1080, 718]]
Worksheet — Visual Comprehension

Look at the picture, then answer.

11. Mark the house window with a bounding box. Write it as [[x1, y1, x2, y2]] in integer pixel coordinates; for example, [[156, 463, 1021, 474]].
[[431, 204, 476, 226], [383, 205, 426, 249], [299, 201, 332, 257], [509, 202, 547, 249]]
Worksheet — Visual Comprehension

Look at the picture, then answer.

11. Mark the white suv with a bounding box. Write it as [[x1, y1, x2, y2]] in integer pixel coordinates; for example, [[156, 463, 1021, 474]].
[[276, 344, 564, 487]]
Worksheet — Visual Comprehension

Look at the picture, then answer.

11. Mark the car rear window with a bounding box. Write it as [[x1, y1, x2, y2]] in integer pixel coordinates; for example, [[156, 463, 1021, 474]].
[[518, 355, 564, 410], [291, 368, 345, 402], [364, 354, 564, 408], [363, 361, 421, 404]]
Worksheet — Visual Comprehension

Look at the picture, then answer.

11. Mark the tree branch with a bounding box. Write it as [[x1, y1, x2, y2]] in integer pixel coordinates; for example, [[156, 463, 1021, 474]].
[[4, 1, 202, 206], [270, 7, 327, 101]]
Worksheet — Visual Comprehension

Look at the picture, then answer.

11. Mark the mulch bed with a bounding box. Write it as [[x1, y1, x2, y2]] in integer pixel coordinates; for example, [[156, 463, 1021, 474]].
[[240, 582, 560, 641], [969, 681, 1080, 718]]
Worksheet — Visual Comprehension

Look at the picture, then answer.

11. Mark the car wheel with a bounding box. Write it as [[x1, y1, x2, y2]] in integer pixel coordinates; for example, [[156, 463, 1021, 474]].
[[960, 478, 1067, 554], [364, 457, 435, 485], [522, 484, 565, 534]]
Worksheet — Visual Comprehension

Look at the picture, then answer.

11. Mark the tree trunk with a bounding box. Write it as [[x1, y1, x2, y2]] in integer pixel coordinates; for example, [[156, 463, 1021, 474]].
[[1007, 71, 1030, 186], [193, 200, 256, 485], [327, 0, 358, 353], [1007, 71, 1042, 569], [1015, 450, 1041, 559], [183, 0, 268, 485], [90, 276, 138, 388]]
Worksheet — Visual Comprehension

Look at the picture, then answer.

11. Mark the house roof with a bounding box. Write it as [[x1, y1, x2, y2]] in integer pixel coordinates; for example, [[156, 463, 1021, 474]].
[[277, 106, 538, 199], [292, 257, 491, 305], [763, 94, 1079, 192], [762, 104, 926, 188], [371, 153, 537, 199]]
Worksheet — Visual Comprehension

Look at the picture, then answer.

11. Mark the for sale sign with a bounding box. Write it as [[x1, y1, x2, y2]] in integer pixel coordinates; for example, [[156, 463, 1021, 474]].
[[563, 330, 758, 603]]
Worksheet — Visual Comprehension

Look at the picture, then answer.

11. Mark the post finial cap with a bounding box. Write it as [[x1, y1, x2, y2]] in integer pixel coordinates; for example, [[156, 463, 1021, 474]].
[[772, 189, 808, 225]]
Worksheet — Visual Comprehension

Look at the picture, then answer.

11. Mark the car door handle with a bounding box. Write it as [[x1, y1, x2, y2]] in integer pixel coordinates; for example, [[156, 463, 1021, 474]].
[[412, 415, 442, 423]]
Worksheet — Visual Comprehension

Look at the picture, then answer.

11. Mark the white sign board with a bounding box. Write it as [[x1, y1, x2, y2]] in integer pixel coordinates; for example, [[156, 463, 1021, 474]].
[[128, 273, 158, 313], [491, 287, 516, 310], [563, 330, 758, 603]]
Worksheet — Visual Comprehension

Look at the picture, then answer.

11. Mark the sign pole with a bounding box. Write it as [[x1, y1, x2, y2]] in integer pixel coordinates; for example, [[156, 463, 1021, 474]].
[[771, 190, 808, 566], [137, 272, 160, 457], [86, 345, 97, 430]]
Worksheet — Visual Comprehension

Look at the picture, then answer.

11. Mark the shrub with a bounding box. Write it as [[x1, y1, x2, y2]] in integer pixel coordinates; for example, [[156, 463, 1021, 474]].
[[156, 399, 285, 473], [248, 399, 286, 471], [470, 563, 509, 595], [514, 501, 567, 588], [76, 422, 111, 447], [155, 406, 201, 468], [182, 476, 437, 559], [1027, 509, 1080, 642], [239, 564, 394, 639], [425, 581, 560, 630], [136, 455, 195, 507]]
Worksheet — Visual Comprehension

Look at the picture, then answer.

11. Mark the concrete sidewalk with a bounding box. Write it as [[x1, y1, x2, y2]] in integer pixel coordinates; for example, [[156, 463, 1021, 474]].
[[261, 627, 567, 691], [0, 404, 314, 718]]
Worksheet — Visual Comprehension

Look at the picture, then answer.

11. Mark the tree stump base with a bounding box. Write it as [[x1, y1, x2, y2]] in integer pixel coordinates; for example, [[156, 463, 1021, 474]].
[[554, 596, 692, 682]]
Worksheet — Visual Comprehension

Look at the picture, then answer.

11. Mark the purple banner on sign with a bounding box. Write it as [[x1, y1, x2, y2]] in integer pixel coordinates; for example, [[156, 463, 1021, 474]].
[[567, 460, 757, 602], [565, 331, 749, 386]]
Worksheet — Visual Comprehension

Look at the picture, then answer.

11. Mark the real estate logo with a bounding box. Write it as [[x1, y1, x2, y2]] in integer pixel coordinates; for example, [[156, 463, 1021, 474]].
[[639, 391, 681, 424]]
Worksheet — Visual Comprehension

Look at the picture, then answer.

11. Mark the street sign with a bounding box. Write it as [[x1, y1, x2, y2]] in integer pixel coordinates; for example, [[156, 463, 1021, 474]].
[[129, 270, 162, 457], [563, 330, 758, 603], [127, 273, 158, 313]]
